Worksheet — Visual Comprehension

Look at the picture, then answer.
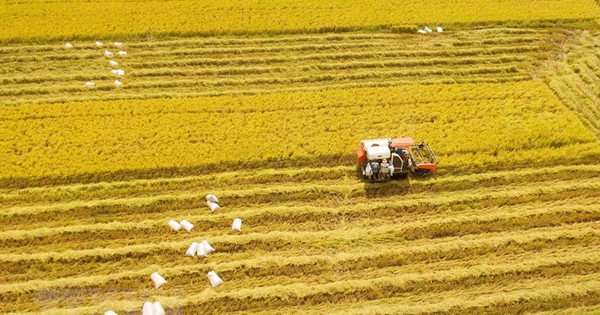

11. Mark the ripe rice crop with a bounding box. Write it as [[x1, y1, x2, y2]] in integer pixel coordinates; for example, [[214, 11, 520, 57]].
[[1, 3, 600, 313], [1, 80, 597, 185], [0, 0, 598, 41]]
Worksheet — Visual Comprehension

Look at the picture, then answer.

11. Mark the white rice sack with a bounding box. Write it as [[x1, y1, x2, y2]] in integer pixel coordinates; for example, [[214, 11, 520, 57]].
[[153, 302, 165, 315], [436, 26, 443, 32], [417, 29, 427, 34], [111, 69, 119, 75], [109, 60, 118, 67], [116, 69, 125, 76], [85, 81, 95, 87], [114, 41, 123, 47], [104, 311, 118, 315], [186, 242, 198, 256], [168, 220, 181, 231], [180, 220, 194, 232], [205, 194, 219, 203], [207, 271, 223, 287], [200, 240, 215, 254], [95, 41, 103, 47], [196, 243, 207, 257], [232, 218, 242, 232], [114, 80, 123, 86], [142, 302, 154, 315], [151, 272, 167, 289], [104, 50, 113, 57], [64, 43, 73, 48], [118, 50, 127, 56], [207, 201, 220, 212], [424, 26, 432, 33]]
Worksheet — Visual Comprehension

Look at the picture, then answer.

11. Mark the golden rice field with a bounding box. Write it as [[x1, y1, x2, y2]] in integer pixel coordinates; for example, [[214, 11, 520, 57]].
[[1, 0, 599, 41], [1, 1, 600, 314]]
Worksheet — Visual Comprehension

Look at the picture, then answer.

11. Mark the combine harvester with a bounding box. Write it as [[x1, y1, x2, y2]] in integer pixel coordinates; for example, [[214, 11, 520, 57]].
[[356, 137, 439, 181]]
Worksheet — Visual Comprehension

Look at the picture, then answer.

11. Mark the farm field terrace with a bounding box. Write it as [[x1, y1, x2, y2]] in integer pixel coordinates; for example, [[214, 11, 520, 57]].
[[1, 7, 600, 315]]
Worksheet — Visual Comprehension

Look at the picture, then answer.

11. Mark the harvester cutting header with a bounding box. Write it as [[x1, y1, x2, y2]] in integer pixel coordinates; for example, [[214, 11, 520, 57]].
[[356, 137, 439, 181]]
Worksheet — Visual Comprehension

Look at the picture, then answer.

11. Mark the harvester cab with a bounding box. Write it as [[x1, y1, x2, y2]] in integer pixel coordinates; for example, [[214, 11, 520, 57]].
[[356, 137, 439, 181]]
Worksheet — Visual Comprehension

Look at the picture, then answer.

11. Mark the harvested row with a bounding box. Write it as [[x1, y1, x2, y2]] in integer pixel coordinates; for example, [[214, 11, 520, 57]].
[[0, 64, 531, 96], [4, 225, 594, 288], [7, 251, 597, 314], [0, 223, 597, 313], [0, 31, 548, 56], [3, 163, 599, 208], [0, 43, 547, 81], [0, 178, 597, 250], [0, 73, 533, 109], [0, 37, 547, 74], [1, 193, 598, 278], [3, 244, 597, 312], [0, 60, 538, 105], [2, 222, 596, 286], [0, 55, 536, 86], [144, 253, 600, 315], [0, 29, 559, 105], [2, 174, 599, 234], [2, 185, 598, 253], [295, 275, 600, 315], [545, 30, 600, 135]]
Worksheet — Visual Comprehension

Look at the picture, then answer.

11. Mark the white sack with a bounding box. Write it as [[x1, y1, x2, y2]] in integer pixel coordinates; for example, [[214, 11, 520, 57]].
[[205, 194, 219, 203], [116, 69, 125, 76], [168, 220, 181, 231], [142, 302, 154, 315], [114, 41, 123, 47], [424, 26, 432, 33], [207, 201, 220, 212], [85, 81, 95, 87], [95, 41, 103, 47], [180, 220, 194, 232], [153, 302, 165, 315], [104, 311, 118, 315], [65, 43, 73, 48], [104, 50, 113, 57], [118, 50, 127, 56], [207, 271, 223, 287], [200, 240, 215, 254], [151, 272, 167, 289], [196, 242, 207, 257], [114, 80, 123, 86], [436, 26, 443, 32], [417, 29, 427, 34], [111, 69, 118, 75], [232, 218, 242, 232], [109, 60, 118, 67], [186, 242, 198, 256]]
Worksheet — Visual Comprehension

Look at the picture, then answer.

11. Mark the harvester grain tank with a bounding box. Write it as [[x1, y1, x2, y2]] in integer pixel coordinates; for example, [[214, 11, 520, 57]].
[[356, 137, 439, 181]]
